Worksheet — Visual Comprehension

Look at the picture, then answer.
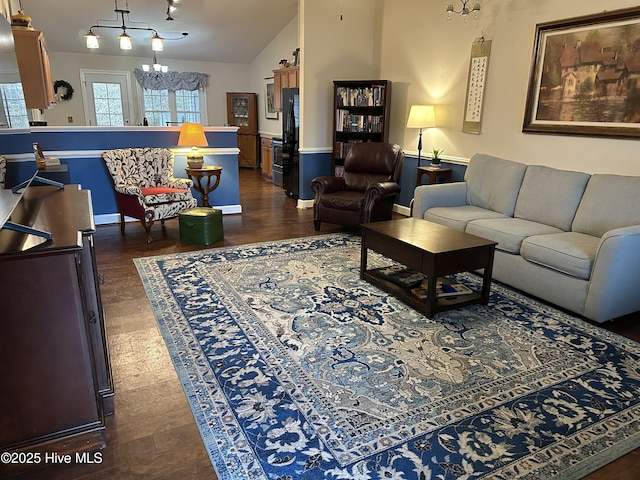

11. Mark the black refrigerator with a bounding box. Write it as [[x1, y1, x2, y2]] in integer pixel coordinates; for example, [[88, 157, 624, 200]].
[[282, 87, 299, 199]]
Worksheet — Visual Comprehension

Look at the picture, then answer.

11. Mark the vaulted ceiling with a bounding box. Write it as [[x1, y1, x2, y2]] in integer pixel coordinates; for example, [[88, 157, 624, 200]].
[[20, 0, 297, 64]]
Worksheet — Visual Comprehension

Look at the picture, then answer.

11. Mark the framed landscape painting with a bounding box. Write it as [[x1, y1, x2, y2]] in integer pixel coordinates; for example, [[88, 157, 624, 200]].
[[264, 77, 278, 119], [523, 7, 640, 138]]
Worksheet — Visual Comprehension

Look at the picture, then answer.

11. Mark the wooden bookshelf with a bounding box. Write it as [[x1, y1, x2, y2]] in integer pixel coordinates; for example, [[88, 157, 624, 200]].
[[332, 80, 391, 176]]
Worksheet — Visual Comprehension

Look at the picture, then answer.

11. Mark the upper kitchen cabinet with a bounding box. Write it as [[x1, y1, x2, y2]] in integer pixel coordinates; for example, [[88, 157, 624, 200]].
[[273, 66, 299, 112], [12, 27, 55, 109]]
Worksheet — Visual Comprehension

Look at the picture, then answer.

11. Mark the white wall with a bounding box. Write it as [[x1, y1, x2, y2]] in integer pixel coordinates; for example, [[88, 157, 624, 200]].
[[299, 0, 379, 150], [380, 0, 640, 175], [250, 16, 299, 138], [44, 51, 250, 127]]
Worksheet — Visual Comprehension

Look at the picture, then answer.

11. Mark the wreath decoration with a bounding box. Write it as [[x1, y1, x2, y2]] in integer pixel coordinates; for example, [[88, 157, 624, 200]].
[[53, 80, 74, 101]]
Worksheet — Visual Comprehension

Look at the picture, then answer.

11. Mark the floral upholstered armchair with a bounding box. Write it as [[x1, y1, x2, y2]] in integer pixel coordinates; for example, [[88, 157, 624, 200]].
[[102, 148, 197, 243], [0, 155, 6, 188]]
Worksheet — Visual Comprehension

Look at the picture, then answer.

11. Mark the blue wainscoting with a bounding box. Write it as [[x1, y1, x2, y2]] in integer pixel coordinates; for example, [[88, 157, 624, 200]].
[[0, 126, 241, 224], [299, 150, 332, 201]]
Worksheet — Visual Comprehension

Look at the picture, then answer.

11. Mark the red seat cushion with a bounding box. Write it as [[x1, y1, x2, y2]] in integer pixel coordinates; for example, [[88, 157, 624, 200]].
[[141, 187, 188, 195]]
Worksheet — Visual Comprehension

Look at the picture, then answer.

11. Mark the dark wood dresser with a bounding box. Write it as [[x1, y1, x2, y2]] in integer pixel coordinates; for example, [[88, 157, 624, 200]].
[[0, 182, 113, 456]]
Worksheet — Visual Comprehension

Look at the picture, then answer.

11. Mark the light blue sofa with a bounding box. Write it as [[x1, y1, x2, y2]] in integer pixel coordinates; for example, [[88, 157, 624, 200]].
[[412, 153, 640, 323]]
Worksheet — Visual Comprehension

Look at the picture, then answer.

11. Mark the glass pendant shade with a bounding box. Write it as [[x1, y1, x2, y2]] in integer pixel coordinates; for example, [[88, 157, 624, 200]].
[[85, 32, 100, 49], [142, 64, 150, 72], [151, 34, 164, 51], [118, 32, 132, 50], [161, 65, 169, 73]]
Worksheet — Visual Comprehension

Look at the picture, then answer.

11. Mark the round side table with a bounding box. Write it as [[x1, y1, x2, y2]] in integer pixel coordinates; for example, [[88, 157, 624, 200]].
[[185, 166, 223, 207]]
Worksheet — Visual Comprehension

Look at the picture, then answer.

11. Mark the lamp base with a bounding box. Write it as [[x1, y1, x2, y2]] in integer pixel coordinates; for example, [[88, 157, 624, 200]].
[[187, 152, 204, 169]]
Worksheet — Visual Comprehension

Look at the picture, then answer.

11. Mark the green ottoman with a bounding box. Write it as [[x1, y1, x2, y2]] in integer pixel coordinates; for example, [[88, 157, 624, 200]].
[[179, 207, 223, 245]]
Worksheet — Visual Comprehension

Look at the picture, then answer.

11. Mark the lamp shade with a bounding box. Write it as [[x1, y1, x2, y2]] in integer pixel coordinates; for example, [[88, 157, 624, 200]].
[[178, 122, 208, 148], [407, 105, 436, 129], [178, 122, 208, 168]]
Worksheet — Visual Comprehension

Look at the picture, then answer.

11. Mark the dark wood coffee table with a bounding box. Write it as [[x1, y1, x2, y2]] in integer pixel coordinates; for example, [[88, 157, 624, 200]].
[[360, 218, 497, 317]]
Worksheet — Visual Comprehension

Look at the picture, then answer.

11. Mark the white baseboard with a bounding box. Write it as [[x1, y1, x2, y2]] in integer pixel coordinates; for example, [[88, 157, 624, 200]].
[[394, 204, 411, 217], [297, 199, 314, 209]]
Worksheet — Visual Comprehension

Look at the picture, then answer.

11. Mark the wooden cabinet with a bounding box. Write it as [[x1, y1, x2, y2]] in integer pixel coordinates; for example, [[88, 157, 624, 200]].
[[332, 80, 391, 176], [273, 66, 299, 112], [0, 184, 113, 456], [12, 28, 55, 109], [261, 136, 273, 179], [227, 92, 259, 169]]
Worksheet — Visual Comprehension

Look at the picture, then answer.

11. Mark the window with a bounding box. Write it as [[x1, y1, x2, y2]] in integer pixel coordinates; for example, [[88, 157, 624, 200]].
[[143, 89, 170, 126], [0, 83, 29, 129], [141, 88, 205, 126], [93, 82, 125, 126]]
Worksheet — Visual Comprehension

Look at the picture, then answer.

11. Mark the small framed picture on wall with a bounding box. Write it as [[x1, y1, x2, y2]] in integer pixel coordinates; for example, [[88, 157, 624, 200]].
[[264, 77, 278, 119]]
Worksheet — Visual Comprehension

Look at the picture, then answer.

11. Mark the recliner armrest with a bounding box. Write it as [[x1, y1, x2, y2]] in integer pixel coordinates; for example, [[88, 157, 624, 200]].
[[366, 181, 401, 201], [311, 176, 346, 195]]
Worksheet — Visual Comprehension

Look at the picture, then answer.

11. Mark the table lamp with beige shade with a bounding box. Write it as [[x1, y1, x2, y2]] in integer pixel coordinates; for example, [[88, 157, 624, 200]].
[[178, 122, 208, 168]]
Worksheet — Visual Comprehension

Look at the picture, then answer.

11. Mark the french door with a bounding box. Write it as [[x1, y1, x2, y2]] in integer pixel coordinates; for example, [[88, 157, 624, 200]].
[[80, 70, 133, 126]]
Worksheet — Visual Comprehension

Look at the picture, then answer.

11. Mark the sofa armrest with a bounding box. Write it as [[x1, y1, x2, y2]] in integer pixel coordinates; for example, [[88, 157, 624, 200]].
[[584, 224, 640, 322], [412, 182, 468, 218], [311, 176, 346, 195]]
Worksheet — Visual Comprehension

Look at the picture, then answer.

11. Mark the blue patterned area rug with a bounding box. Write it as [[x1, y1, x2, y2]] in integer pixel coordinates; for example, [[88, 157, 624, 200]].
[[134, 233, 640, 480]]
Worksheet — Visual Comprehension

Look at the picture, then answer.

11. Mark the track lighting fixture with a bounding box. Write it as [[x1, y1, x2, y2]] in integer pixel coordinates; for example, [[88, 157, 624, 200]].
[[84, 0, 164, 52]]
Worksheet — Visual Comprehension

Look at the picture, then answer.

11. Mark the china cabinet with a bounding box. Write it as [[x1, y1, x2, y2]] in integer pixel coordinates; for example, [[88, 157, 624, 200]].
[[226, 92, 259, 169]]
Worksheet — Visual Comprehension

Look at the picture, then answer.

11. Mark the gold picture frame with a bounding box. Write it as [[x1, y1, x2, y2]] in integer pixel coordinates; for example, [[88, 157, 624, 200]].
[[523, 7, 640, 138]]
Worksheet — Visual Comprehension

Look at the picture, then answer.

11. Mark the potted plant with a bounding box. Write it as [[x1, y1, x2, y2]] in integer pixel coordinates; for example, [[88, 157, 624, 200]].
[[431, 148, 444, 166]]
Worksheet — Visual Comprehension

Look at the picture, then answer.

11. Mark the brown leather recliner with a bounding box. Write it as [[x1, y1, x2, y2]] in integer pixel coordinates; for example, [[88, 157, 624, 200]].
[[311, 142, 404, 231]]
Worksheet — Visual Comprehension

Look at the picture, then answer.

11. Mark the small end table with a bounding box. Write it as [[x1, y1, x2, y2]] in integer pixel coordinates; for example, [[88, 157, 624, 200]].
[[416, 165, 452, 187], [185, 166, 223, 207]]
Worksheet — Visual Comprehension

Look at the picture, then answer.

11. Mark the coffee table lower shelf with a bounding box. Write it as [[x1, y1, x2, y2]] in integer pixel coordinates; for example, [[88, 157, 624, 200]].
[[363, 268, 482, 316]]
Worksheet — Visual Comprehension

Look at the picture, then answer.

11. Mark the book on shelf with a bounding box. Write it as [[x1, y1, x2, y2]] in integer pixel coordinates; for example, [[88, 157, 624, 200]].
[[378, 265, 425, 288], [410, 280, 474, 299], [336, 85, 386, 107]]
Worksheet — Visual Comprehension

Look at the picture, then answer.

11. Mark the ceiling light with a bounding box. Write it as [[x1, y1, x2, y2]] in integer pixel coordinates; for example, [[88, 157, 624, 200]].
[[118, 31, 132, 50], [84, 31, 100, 49], [151, 33, 164, 51], [85, 0, 164, 52], [446, 1, 481, 21]]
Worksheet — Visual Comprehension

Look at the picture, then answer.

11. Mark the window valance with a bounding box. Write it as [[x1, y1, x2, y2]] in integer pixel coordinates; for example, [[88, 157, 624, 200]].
[[134, 68, 208, 91]]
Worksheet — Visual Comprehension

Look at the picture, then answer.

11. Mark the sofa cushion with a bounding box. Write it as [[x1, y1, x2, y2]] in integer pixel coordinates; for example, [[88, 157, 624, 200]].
[[520, 232, 600, 280], [467, 218, 563, 254], [319, 190, 363, 211], [514, 166, 590, 231], [572, 174, 640, 237], [464, 154, 527, 216], [424, 205, 507, 232], [142, 187, 194, 205]]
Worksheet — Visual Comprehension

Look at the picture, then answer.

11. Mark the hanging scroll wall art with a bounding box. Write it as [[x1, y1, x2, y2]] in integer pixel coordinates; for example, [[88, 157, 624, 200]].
[[463, 38, 492, 134]]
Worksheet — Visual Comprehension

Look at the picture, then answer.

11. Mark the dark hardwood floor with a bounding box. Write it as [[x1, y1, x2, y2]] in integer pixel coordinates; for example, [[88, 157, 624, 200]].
[[6, 169, 639, 479]]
